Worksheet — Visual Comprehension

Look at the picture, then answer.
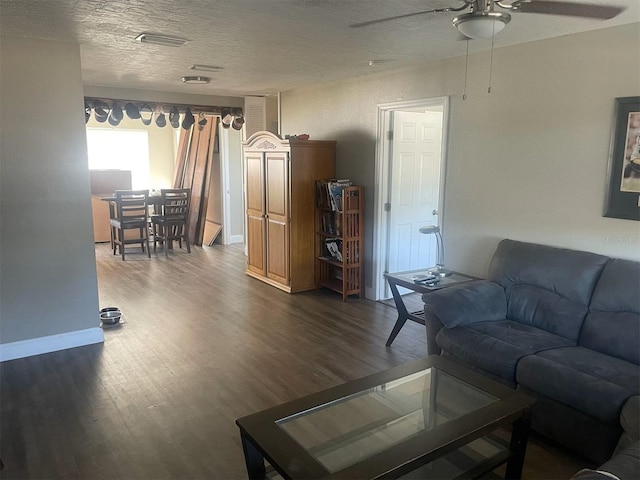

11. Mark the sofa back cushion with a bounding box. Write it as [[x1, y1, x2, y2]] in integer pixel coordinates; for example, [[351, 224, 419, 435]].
[[580, 258, 640, 365], [488, 240, 609, 341]]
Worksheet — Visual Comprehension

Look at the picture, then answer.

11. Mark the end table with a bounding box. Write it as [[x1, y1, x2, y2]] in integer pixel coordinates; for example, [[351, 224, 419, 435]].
[[384, 269, 478, 346]]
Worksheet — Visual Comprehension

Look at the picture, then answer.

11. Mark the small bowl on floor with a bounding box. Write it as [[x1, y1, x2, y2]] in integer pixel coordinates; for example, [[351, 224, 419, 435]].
[[100, 307, 120, 314], [100, 309, 122, 325]]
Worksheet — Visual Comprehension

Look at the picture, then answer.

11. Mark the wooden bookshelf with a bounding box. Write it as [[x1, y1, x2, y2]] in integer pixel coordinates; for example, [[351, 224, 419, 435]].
[[315, 182, 364, 301]]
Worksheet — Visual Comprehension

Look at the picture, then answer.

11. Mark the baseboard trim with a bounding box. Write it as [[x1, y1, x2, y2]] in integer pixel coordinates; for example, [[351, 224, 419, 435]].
[[365, 284, 374, 301], [0, 327, 104, 362], [230, 234, 244, 244]]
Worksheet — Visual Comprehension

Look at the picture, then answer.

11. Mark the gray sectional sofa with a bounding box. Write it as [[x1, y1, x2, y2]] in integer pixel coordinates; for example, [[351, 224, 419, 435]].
[[571, 441, 640, 480], [422, 239, 640, 465]]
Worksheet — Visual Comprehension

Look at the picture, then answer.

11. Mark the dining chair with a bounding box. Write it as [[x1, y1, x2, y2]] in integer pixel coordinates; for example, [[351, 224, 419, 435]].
[[109, 189, 151, 260], [151, 188, 191, 256]]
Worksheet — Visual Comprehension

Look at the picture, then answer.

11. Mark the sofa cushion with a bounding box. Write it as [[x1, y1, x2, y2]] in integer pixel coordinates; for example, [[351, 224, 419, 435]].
[[516, 347, 639, 424], [506, 284, 590, 340], [581, 311, 640, 365], [580, 258, 640, 365], [488, 240, 609, 339], [422, 280, 507, 328], [436, 320, 574, 384], [488, 240, 609, 303]]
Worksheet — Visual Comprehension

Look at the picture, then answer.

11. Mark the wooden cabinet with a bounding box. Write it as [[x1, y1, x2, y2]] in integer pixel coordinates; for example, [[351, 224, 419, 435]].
[[89, 169, 132, 244], [316, 184, 364, 301], [91, 195, 112, 243], [244, 131, 335, 293]]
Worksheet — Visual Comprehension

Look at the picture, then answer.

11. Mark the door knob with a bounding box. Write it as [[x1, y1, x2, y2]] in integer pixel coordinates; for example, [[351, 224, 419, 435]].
[[432, 210, 439, 216]]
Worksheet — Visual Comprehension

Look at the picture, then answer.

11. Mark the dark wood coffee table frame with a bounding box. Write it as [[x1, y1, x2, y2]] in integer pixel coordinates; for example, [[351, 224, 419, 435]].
[[236, 356, 535, 480], [384, 270, 478, 346]]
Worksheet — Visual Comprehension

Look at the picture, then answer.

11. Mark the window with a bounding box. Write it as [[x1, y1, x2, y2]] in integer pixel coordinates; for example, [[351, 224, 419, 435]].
[[86, 128, 150, 189]]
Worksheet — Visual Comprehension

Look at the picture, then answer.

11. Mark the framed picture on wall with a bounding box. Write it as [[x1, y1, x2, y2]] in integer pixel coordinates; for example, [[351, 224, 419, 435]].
[[604, 96, 640, 221]]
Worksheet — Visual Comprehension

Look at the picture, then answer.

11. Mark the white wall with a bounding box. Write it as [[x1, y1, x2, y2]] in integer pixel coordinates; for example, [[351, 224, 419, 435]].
[[0, 36, 103, 360], [281, 23, 640, 291]]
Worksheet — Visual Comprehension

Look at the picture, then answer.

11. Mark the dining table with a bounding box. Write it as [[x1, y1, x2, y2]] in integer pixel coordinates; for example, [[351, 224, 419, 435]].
[[100, 192, 163, 215]]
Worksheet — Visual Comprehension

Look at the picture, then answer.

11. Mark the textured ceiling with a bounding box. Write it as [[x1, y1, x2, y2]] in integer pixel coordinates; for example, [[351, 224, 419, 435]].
[[0, 0, 638, 97]]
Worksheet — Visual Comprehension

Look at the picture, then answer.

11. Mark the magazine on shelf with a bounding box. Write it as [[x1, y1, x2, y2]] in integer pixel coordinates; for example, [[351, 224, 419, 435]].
[[324, 238, 343, 262], [316, 179, 352, 211], [329, 179, 352, 211]]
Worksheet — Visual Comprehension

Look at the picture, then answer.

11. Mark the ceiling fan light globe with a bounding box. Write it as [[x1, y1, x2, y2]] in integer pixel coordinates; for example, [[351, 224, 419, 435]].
[[453, 11, 511, 39]]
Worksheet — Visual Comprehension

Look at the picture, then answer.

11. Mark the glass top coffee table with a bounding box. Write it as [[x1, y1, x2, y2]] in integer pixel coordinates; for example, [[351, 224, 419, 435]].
[[236, 356, 535, 479]]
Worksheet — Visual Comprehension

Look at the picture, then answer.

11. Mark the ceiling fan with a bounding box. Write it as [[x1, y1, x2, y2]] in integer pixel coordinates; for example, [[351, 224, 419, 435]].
[[350, 0, 625, 39]]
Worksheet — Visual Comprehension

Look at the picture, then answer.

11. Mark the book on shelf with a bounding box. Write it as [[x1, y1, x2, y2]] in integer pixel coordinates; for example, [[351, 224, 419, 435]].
[[321, 211, 342, 236], [321, 211, 332, 235], [316, 179, 352, 211]]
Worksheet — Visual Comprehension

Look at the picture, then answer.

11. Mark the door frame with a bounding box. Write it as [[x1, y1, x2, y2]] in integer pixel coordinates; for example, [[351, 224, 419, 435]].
[[219, 126, 232, 245], [219, 126, 246, 246], [371, 97, 450, 301]]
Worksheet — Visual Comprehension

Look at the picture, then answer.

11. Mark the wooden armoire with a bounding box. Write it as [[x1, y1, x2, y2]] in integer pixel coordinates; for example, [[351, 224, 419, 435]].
[[243, 131, 335, 293]]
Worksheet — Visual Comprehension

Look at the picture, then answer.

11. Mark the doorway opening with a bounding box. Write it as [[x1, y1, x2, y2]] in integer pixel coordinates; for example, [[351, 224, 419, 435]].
[[85, 115, 245, 249], [372, 97, 450, 300]]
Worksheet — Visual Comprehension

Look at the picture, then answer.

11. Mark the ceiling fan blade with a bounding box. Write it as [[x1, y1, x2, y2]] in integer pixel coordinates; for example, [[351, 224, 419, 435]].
[[349, 3, 470, 28], [350, 8, 446, 28], [515, 1, 625, 20]]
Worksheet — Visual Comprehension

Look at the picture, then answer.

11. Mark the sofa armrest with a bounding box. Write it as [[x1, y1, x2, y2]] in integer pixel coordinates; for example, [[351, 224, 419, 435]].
[[422, 280, 507, 329], [424, 310, 444, 356], [616, 396, 640, 454], [573, 441, 640, 480]]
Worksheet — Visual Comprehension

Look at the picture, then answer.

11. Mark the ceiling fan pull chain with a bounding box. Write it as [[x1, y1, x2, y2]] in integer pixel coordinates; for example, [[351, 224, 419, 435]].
[[488, 18, 496, 94], [463, 40, 470, 100]]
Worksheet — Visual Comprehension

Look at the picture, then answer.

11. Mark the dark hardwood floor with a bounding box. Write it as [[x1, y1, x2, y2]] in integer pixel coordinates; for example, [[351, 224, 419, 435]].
[[0, 243, 588, 479]]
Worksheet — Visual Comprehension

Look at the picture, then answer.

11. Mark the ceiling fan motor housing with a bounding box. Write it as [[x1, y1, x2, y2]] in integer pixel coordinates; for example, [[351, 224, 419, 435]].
[[453, 0, 512, 40]]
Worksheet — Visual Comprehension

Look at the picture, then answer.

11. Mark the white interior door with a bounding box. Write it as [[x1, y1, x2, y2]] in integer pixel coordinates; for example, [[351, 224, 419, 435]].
[[372, 97, 448, 301], [387, 110, 443, 292]]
